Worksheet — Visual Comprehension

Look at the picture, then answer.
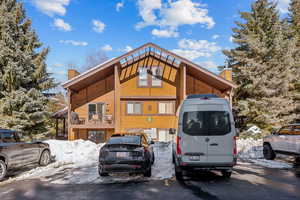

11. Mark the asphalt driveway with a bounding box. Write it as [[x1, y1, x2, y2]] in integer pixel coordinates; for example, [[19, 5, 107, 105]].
[[0, 162, 299, 200]]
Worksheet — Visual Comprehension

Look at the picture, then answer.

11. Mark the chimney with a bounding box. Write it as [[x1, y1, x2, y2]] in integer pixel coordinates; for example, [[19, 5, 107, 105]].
[[219, 68, 232, 82], [68, 69, 80, 80]]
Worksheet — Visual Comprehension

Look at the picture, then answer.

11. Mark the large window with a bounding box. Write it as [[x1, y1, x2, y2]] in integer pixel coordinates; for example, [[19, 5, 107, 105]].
[[126, 102, 142, 115], [138, 67, 148, 87], [88, 130, 106, 143], [88, 103, 105, 120], [158, 102, 174, 114], [138, 66, 162, 87], [183, 111, 231, 136]]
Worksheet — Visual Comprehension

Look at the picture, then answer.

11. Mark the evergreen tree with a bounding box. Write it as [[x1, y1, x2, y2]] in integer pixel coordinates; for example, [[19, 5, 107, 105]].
[[0, 0, 55, 136], [289, 0, 300, 122], [223, 0, 298, 134]]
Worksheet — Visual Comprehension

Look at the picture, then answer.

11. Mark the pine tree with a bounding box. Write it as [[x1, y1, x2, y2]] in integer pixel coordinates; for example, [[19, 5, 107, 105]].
[[0, 0, 55, 137], [289, 0, 300, 122], [223, 0, 298, 134]]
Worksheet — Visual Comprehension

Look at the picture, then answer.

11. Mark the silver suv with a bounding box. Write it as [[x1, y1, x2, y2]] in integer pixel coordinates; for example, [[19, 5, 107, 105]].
[[263, 124, 300, 160]]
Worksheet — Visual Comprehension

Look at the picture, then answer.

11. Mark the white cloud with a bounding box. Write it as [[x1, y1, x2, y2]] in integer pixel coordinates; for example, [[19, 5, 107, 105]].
[[116, 2, 124, 12], [92, 19, 106, 33], [136, 0, 215, 34], [229, 36, 234, 42], [275, 0, 290, 13], [198, 61, 218, 68], [59, 40, 88, 46], [53, 63, 64, 67], [172, 39, 221, 60], [32, 0, 70, 16], [172, 49, 211, 60], [57, 70, 67, 75], [53, 18, 72, 31], [151, 28, 179, 38], [212, 34, 219, 40], [101, 44, 113, 51], [122, 45, 133, 52]]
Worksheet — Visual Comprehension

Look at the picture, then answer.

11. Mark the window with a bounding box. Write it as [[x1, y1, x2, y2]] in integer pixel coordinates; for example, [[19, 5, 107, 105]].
[[88, 103, 105, 120], [158, 102, 174, 114], [138, 67, 148, 86], [183, 111, 231, 136], [88, 130, 106, 143], [151, 66, 162, 87], [1, 132, 17, 143], [126, 102, 142, 115]]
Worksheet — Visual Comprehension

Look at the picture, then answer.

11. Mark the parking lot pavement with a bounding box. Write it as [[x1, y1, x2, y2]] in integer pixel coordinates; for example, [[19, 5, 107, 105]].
[[0, 162, 299, 200]]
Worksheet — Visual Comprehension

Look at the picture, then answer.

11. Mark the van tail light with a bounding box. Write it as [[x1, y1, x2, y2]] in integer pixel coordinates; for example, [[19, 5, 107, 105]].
[[233, 136, 237, 156], [176, 136, 182, 155]]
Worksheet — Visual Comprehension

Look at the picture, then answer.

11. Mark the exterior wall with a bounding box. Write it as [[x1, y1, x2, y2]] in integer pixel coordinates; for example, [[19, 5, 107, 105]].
[[219, 69, 232, 81], [186, 74, 225, 98], [120, 57, 177, 97], [120, 100, 177, 132]]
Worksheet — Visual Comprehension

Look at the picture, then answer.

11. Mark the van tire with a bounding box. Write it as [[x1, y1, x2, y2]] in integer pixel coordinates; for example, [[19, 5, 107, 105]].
[[98, 165, 109, 177], [263, 144, 276, 160], [0, 160, 7, 181], [175, 163, 183, 181], [221, 170, 232, 178]]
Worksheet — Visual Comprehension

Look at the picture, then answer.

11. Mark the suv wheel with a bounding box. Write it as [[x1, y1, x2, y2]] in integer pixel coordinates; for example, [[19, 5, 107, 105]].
[[263, 143, 276, 160], [0, 160, 7, 181], [221, 170, 232, 178], [39, 150, 51, 166], [98, 165, 108, 177], [144, 167, 152, 177]]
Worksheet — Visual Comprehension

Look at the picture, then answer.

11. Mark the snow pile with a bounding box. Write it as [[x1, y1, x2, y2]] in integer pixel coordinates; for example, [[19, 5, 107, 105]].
[[152, 142, 174, 179], [45, 139, 104, 168], [237, 138, 292, 169], [237, 138, 263, 159]]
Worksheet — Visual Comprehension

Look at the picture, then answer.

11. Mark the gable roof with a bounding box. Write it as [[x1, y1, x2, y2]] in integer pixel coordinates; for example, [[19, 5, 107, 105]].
[[62, 42, 237, 91]]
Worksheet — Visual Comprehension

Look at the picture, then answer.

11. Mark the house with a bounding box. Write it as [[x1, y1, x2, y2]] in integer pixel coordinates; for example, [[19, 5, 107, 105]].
[[60, 43, 236, 143]]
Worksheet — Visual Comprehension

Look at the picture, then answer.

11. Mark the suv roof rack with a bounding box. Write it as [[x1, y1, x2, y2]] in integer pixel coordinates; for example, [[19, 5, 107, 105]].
[[186, 94, 219, 99]]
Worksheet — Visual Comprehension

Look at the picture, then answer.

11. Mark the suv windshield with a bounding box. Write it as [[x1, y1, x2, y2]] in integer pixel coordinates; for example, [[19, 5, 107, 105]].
[[183, 111, 231, 136], [108, 136, 141, 145]]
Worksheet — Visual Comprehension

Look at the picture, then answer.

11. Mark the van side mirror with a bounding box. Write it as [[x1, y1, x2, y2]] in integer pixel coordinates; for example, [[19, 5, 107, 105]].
[[169, 128, 176, 135], [150, 140, 155, 145]]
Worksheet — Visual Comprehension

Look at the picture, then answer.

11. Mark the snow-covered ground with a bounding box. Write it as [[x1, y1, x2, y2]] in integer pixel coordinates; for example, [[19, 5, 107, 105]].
[[237, 138, 292, 169], [0, 138, 293, 185]]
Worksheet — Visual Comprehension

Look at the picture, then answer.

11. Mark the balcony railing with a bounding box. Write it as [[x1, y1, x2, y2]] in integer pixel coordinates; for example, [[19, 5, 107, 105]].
[[71, 114, 114, 129]]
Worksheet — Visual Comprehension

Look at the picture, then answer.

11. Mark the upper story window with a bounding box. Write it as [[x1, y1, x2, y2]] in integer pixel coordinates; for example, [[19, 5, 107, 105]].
[[138, 66, 162, 87], [138, 67, 148, 87], [88, 103, 105, 120], [126, 102, 142, 115], [158, 102, 175, 115], [151, 66, 162, 87]]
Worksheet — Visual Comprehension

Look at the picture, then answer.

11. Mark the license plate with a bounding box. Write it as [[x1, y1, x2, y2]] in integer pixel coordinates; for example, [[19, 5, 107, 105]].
[[116, 152, 128, 158], [190, 156, 200, 161]]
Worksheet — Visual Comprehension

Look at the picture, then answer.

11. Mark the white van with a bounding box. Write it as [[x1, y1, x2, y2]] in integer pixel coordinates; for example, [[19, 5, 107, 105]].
[[170, 94, 237, 180]]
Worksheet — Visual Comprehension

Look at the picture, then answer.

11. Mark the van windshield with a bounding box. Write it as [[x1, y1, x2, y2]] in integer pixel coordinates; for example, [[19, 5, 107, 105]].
[[183, 111, 231, 136]]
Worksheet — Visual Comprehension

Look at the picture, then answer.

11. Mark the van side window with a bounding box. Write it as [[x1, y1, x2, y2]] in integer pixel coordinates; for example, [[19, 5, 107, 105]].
[[183, 111, 231, 136], [1, 132, 17, 143]]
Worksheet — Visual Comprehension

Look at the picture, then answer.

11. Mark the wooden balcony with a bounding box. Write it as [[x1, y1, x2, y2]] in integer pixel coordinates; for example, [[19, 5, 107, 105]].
[[70, 115, 115, 129]]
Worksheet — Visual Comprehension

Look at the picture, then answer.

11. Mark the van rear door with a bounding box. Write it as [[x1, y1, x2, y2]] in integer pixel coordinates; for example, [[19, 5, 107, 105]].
[[180, 104, 234, 164]]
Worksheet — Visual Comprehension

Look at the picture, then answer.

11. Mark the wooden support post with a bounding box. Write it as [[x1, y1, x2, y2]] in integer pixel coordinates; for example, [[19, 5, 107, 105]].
[[55, 118, 59, 138], [114, 65, 121, 132], [67, 89, 73, 140], [63, 117, 66, 137]]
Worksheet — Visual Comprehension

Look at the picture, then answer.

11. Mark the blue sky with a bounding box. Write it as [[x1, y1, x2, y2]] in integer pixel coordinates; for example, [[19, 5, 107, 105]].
[[22, 0, 291, 84]]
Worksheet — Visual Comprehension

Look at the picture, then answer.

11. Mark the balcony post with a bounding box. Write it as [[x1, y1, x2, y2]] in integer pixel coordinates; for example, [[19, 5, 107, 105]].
[[114, 64, 121, 132]]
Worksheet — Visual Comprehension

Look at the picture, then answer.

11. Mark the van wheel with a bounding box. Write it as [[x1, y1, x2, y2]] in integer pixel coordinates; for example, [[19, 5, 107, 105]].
[[263, 144, 276, 160], [175, 164, 183, 181], [0, 160, 7, 181], [221, 170, 232, 178]]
